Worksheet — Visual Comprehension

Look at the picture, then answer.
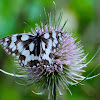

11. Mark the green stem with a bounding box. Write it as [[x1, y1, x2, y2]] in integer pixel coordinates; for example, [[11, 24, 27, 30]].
[[54, 81, 56, 100]]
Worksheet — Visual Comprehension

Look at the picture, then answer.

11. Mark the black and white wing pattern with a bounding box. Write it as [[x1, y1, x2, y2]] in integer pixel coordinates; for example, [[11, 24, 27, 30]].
[[0, 33, 41, 67], [40, 31, 63, 67], [0, 31, 64, 68]]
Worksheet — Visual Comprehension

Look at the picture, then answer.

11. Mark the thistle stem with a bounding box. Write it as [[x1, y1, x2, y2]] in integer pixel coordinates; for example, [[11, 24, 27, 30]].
[[54, 81, 56, 100], [53, 73, 57, 100]]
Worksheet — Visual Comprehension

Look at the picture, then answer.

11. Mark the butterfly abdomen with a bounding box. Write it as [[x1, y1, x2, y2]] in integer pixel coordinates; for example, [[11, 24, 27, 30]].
[[34, 33, 41, 56]]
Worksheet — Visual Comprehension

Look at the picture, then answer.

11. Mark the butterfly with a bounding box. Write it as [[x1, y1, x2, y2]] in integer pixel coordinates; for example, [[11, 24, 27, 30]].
[[0, 31, 63, 68]]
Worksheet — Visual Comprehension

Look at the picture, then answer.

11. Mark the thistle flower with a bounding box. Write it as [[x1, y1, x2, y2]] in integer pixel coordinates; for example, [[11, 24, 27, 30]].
[[0, 2, 100, 100]]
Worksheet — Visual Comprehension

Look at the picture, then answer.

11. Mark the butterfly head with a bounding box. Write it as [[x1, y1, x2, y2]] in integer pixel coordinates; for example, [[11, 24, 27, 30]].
[[36, 31, 39, 35]]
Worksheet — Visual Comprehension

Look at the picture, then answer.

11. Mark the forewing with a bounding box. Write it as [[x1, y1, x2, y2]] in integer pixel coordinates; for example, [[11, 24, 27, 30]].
[[0, 33, 39, 67]]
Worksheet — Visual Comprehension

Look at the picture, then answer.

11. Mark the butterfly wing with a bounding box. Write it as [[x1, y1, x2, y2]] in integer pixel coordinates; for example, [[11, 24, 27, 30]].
[[40, 31, 63, 67], [0, 31, 63, 68], [0, 33, 40, 67]]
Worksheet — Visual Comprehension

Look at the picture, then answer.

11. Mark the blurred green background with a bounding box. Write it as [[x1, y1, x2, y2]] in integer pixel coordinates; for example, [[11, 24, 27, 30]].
[[0, 0, 100, 100]]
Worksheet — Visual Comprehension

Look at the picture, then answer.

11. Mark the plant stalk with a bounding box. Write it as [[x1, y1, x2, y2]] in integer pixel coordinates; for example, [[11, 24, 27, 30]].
[[54, 78, 56, 100]]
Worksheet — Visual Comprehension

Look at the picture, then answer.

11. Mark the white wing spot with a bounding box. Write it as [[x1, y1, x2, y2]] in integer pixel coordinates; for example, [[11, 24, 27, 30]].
[[5, 49, 8, 52], [22, 60, 25, 64], [48, 39, 52, 50], [21, 35, 29, 41], [33, 66, 36, 68], [22, 49, 30, 57], [31, 54, 34, 60], [26, 55, 32, 62], [42, 42, 45, 50], [9, 42, 15, 49], [3, 42, 7, 46], [52, 31, 58, 48], [4, 47, 6, 49], [12, 35, 17, 42], [19, 60, 21, 63], [5, 38, 9, 42], [53, 42, 56, 47], [34, 56, 38, 60], [44, 65, 46, 68], [42, 54, 47, 59], [29, 42, 34, 51], [8, 52, 11, 55], [47, 65, 49, 68], [24, 60, 27, 65], [0, 42, 3, 45], [52, 31, 56, 39], [42, 53, 52, 64], [53, 49, 56, 52], [12, 53, 16, 56], [12, 46, 17, 51], [58, 33, 61, 37], [17, 42, 23, 52], [31, 55, 38, 61], [54, 39, 58, 44], [25, 55, 31, 64], [59, 37, 62, 41], [37, 63, 39, 66], [44, 33, 50, 39]]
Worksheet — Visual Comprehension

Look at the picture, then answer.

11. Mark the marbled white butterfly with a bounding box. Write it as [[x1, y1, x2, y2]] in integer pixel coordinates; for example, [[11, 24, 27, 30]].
[[0, 31, 64, 68]]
